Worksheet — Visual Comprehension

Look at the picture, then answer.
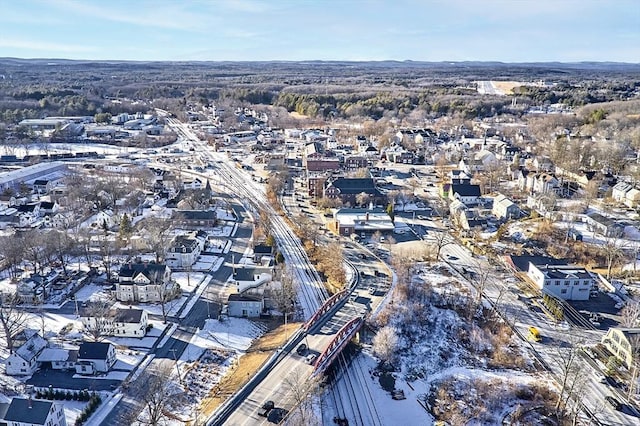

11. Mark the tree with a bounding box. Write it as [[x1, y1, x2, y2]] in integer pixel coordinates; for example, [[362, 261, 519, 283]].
[[372, 325, 398, 365], [0, 234, 25, 279], [553, 338, 586, 418], [273, 265, 298, 321], [142, 217, 173, 262], [151, 270, 180, 324], [600, 235, 627, 279], [118, 213, 133, 243], [620, 301, 640, 328], [433, 231, 455, 259], [355, 192, 371, 207], [43, 229, 75, 276], [282, 369, 322, 426], [83, 300, 114, 341], [0, 293, 29, 351], [138, 365, 180, 426], [386, 203, 395, 223]]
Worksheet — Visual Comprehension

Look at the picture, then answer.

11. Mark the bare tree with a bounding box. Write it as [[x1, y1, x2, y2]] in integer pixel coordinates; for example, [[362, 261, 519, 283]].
[[372, 325, 398, 365], [620, 301, 640, 328], [138, 364, 182, 426], [151, 270, 180, 324], [142, 217, 173, 263], [0, 293, 29, 351], [600, 235, 627, 279], [21, 230, 44, 274], [43, 229, 75, 276], [283, 369, 322, 426], [83, 300, 115, 341], [469, 261, 491, 306], [273, 265, 298, 321], [0, 234, 25, 279], [355, 191, 371, 207], [433, 231, 455, 259], [553, 338, 585, 416]]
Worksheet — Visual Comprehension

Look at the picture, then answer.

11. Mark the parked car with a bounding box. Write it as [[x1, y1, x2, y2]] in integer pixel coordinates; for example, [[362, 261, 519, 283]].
[[605, 396, 622, 410], [305, 354, 317, 365], [258, 400, 275, 417]]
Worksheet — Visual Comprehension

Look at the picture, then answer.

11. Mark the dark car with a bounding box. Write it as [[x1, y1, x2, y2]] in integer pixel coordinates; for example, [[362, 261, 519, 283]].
[[258, 400, 275, 417], [605, 396, 622, 410], [296, 343, 307, 355]]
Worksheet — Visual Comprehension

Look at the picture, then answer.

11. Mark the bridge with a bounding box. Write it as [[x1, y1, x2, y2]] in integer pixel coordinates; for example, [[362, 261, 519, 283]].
[[313, 316, 364, 373]]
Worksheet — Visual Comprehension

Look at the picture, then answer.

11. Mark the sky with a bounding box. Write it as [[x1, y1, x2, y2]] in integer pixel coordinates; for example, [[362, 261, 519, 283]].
[[0, 0, 638, 63]]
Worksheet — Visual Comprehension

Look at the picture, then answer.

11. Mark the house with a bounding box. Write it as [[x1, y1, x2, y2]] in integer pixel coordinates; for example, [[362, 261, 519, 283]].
[[253, 243, 274, 264], [332, 208, 395, 236], [521, 173, 560, 195], [112, 308, 148, 337], [32, 179, 54, 194], [36, 348, 78, 371], [165, 231, 206, 269], [585, 212, 624, 237], [5, 330, 48, 376], [76, 342, 116, 375], [81, 308, 148, 338], [527, 262, 593, 301], [601, 327, 640, 369], [344, 156, 369, 171], [324, 178, 385, 206], [227, 293, 265, 318], [173, 209, 217, 228], [116, 262, 177, 303], [449, 183, 481, 205], [0, 397, 67, 426], [611, 181, 640, 208], [492, 193, 519, 220], [233, 266, 274, 293]]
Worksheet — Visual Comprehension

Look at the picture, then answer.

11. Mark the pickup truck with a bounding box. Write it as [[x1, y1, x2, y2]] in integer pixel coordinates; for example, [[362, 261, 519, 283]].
[[258, 400, 275, 417]]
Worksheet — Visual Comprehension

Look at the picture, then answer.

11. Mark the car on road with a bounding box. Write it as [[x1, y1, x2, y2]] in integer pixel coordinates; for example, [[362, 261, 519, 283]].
[[605, 396, 622, 410], [258, 400, 275, 417], [296, 343, 307, 355], [305, 354, 317, 365]]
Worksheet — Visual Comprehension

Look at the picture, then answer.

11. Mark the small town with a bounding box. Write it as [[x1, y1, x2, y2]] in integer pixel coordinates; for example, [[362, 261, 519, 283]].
[[0, 2, 639, 426]]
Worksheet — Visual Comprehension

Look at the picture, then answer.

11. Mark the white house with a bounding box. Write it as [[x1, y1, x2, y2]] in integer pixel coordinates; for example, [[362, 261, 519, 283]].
[[36, 348, 78, 371], [0, 397, 67, 426], [165, 231, 207, 269], [449, 183, 481, 205], [75, 342, 116, 375], [492, 193, 519, 220], [81, 308, 149, 338], [601, 327, 640, 369], [527, 262, 593, 301], [227, 293, 264, 318], [5, 331, 48, 376], [233, 266, 274, 293], [116, 262, 178, 303]]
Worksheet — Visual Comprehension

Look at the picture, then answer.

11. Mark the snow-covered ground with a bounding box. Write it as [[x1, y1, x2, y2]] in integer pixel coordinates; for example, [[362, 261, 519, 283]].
[[149, 317, 268, 424]]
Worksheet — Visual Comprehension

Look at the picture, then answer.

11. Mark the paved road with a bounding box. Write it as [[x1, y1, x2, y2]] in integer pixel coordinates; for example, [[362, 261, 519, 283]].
[[99, 201, 252, 425]]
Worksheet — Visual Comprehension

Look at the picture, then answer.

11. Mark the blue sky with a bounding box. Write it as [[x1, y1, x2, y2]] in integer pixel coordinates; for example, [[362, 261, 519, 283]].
[[0, 0, 638, 62]]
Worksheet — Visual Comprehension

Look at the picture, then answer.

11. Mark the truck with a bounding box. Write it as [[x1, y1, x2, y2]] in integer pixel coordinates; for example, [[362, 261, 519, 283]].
[[258, 400, 275, 417]]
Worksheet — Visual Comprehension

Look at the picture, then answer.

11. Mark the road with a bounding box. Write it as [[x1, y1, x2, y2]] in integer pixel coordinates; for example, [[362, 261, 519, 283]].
[[427, 222, 640, 425], [162, 116, 395, 425], [99, 200, 253, 425]]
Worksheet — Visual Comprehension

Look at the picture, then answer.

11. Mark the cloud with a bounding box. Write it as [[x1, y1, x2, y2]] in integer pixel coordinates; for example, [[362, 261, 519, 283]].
[[48, 0, 213, 32], [0, 38, 96, 54]]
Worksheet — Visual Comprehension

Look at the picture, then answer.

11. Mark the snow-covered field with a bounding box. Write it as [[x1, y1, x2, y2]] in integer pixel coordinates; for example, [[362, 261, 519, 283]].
[[353, 262, 554, 425]]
